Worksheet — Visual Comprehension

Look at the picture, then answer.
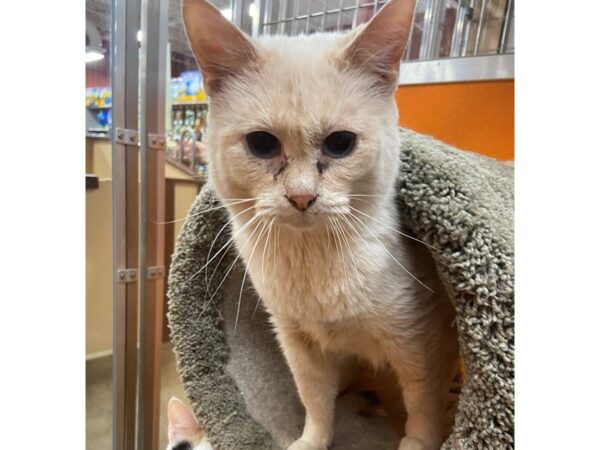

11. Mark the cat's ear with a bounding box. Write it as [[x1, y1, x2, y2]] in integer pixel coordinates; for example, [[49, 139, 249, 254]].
[[341, 0, 416, 91], [167, 397, 200, 443], [182, 0, 259, 96]]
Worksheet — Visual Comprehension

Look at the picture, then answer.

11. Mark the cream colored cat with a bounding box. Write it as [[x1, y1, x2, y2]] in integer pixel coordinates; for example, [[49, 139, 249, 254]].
[[183, 0, 459, 449]]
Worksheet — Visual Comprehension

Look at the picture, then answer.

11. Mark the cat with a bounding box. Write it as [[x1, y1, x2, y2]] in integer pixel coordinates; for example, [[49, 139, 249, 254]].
[[166, 396, 213, 450], [182, 0, 460, 449]]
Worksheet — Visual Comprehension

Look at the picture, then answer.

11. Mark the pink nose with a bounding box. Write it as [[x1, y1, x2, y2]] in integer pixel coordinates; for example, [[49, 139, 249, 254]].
[[286, 194, 317, 211]]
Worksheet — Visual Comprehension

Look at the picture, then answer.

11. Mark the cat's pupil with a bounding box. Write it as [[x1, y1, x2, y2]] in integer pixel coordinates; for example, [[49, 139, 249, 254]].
[[246, 131, 281, 159], [322, 131, 356, 158]]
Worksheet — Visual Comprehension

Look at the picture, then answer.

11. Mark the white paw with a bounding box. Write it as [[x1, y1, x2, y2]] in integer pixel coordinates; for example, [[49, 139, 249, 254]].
[[399, 436, 435, 450], [287, 439, 327, 450]]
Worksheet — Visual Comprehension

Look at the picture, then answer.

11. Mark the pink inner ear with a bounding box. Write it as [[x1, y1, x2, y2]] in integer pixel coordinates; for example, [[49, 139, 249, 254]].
[[167, 425, 178, 443], [168, 420, 199, 443], [168, 397, 200, 442]]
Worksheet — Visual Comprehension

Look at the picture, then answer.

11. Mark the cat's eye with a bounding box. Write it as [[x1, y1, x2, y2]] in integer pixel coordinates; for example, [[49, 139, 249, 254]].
[[322, 131, 357, 158], [245, 131, 281, 159]]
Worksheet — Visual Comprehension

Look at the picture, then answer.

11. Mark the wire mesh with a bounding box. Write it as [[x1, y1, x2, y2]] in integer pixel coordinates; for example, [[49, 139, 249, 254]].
[[259, 0, 514, 61]]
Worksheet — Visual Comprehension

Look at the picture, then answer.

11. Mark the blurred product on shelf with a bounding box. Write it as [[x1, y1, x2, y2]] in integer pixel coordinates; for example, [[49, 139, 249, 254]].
[[168, 101, 209, 176], [86, 87, 112, 108], [96, 108, 111, 128], [170, 70, 207, 103], [85, 71, 210, 177]]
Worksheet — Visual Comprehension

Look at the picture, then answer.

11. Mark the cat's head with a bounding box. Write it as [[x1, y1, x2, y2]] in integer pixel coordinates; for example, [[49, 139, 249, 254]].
[[166, 397, 212, 450], [183, 0, 415, 230]]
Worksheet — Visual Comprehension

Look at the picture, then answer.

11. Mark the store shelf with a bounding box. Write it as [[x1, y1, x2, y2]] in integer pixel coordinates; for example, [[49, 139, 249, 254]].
[[172, 101, 208, 106], [87, 127, 110, 139], [87, 105, 112, 110]]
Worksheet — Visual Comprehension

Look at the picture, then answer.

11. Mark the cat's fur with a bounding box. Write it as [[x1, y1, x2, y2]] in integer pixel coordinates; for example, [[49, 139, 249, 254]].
[[182, 0, 459, 449], [166, 397, 212, 450]]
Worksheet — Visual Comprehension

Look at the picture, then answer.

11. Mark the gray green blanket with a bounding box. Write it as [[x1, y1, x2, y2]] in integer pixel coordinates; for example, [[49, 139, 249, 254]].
[[167, 128, 514, 449]]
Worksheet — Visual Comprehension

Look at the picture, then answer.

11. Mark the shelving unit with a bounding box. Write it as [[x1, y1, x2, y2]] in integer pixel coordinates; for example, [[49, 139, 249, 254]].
[[86, 106, 111, 138], [168, 100, 209, 177], [172, 100, 208, 106]]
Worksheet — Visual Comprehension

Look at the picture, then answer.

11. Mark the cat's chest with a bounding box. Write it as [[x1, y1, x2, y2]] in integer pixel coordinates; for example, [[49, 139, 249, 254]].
[[239, 225, 395, 322]]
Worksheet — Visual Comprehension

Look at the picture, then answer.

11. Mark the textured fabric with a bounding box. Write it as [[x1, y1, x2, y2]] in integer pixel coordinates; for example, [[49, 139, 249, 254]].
[[167, 128, 514, 450]]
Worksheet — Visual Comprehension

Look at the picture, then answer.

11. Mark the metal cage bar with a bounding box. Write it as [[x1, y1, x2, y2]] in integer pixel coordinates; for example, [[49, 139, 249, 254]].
[[473, 0, 488, 55], [449, 0, 468, 57], [281, 0, 291, 34], [110, 0, 140, 448], [498, 0, 513, 53], [257, 0, 514, 61], [137, 0, 168, 448]]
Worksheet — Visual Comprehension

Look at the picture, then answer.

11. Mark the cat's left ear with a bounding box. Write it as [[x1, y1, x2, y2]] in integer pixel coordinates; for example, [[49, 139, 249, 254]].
[[182, 0, 259, 96], [341, 0, 416, 91], [167, 397, 200, 442]]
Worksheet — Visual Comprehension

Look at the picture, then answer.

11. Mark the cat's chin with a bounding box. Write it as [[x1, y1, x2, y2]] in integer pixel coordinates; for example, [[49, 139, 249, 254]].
[[278, 214, 322, 232]]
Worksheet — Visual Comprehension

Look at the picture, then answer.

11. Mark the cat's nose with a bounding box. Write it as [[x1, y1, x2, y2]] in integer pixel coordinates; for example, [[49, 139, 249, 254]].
[[286, 194, 317, 211]]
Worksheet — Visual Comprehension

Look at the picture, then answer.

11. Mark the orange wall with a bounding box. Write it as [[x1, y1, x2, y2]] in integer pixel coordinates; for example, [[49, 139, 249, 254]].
[[394, 80, 514, 161]]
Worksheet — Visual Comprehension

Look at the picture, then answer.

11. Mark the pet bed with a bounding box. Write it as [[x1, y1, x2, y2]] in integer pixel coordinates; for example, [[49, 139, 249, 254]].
[[167, 128, 514, 449]]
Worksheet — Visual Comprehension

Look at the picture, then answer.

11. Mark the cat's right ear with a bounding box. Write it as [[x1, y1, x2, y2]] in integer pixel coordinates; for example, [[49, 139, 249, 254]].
[[341, 0, 416, 92], [182, 0, 259, 96]]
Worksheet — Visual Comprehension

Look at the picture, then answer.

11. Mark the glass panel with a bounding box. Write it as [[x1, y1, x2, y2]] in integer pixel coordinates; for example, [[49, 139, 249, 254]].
[[160, 2, 233, 448], [86, 2, 112, 138], [166, 0, 232, 178], [86, 0, 113, 448]]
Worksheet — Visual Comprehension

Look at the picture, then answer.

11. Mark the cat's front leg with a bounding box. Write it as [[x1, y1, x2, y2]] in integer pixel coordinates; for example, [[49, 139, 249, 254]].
[[273, 317, 339, 450], [396, 376, 446, 450]]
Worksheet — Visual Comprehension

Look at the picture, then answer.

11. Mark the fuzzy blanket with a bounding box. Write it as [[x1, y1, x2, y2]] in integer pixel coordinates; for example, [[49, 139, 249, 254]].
[[167, 128, 514, 449]]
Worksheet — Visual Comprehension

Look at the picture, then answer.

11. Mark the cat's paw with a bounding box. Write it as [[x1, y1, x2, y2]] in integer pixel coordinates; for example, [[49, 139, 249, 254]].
[[287, 439, 327, 450], [399, 436, 435, 450]]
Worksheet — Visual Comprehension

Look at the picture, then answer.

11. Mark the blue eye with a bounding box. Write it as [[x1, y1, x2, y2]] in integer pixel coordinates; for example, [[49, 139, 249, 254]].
[[322, 131, 356, 158], [246, 131, 281, 159]]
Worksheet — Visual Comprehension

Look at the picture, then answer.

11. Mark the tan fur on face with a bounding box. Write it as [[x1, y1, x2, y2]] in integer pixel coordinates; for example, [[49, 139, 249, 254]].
[[206, 33, 401, 228], [183, 0, 458, 449]]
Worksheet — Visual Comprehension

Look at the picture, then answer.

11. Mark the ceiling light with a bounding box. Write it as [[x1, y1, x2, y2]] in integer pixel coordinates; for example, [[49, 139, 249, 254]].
[[86, 50, 105, 63], [220, 8, 232, 20], [137, 30, 143, 42], [248, 3, 258, 18], [86, 19, 105, 64]]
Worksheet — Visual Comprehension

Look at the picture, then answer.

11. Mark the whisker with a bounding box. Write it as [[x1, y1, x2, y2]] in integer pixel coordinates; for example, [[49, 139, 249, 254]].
[[347, 211, 435, 293], [260, 218, 275, 288], [235, 219, 268, 334], [329, 217, 350, 286], [198, 218, 263, 318], [349, 205, 443, 253], [204, 204, 256, 291], [154, 198, 258, 225], [253, 218, 274, 319], [276, 223, 281, 281], [183, 210, 257, 286], [204, 215, 260, 296], [331, 216, 371, 305], [346, 194, 388, 197], [339, 214, 393, 317]]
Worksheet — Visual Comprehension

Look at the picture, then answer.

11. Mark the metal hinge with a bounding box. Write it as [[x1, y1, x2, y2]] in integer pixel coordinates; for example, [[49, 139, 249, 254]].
[[117, 268, 138, 283], [147, 266, 165, 280], [148, 134, 166, 150], [115, 128, 139, 145]]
